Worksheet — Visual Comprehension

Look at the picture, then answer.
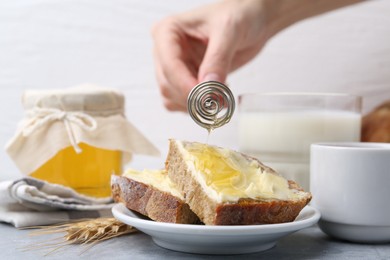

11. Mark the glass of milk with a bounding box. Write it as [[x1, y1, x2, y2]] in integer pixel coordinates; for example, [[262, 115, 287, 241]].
[[238, 93, 362, 191]]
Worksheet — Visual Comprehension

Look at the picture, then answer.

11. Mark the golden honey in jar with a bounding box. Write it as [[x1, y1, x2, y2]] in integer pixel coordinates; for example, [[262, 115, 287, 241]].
[[6, 85, 159, 198], [30, 143, 121, 197]]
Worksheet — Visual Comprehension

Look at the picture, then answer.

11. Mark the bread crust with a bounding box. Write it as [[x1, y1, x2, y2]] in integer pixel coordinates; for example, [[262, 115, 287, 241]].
[[166, 140, 312, 225], [111, 175, 200, 224]]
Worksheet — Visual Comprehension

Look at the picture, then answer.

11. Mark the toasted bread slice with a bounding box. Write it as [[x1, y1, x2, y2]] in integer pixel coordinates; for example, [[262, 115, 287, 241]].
[[111, 169, 200, 224], [165, 139, 312, 225]]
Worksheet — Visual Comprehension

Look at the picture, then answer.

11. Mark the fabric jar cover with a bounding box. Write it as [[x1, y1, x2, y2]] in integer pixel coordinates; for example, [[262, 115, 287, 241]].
[[5, 84, 160, 175]]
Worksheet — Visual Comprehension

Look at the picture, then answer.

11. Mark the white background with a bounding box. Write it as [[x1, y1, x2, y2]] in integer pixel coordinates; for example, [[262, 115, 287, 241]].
[[1, 0, 390, 180]]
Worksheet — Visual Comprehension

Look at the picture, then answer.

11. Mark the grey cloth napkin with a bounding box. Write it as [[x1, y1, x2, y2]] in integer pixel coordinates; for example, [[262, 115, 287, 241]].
[[0, 177, 114, 228]]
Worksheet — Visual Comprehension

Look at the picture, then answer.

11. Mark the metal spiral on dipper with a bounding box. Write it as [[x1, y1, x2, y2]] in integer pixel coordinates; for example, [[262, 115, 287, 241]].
[[187, 81, 235, 131]]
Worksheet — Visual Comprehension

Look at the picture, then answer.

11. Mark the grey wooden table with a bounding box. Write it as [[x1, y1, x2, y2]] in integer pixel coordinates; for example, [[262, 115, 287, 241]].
[[1, 223, 389, 260]]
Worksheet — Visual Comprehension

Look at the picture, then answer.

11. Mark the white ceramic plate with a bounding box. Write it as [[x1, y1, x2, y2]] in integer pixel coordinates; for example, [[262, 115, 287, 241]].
[[112, 204, 320, 255]]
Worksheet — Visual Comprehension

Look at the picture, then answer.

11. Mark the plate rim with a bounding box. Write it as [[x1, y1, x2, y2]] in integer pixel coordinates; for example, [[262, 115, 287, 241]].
[[112, 203, 320, 235]]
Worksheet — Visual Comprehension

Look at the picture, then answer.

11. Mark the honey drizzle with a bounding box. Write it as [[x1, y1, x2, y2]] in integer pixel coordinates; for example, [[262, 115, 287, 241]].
[[205, 115, 217, 144], [206, 128, 212, 144]]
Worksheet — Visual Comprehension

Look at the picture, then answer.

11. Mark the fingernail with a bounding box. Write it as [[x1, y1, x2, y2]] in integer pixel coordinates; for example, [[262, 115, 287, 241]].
[[202, 73, 221, 82]]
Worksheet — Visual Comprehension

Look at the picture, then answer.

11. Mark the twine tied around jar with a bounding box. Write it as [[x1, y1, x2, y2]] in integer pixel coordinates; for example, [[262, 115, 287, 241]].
[[22, 107, 98, 153], [6, 85, 160, 176]]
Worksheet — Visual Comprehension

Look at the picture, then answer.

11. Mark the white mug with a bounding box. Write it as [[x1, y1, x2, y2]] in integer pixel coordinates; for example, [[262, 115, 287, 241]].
[[310, 142, 390, 243]]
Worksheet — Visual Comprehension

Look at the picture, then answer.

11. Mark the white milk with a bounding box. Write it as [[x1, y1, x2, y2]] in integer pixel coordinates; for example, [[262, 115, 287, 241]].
[[238, 111, 361, 190]]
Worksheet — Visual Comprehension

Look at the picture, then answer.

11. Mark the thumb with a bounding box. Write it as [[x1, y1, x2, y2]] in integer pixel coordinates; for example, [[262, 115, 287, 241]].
[[198, 30, 237, 83]]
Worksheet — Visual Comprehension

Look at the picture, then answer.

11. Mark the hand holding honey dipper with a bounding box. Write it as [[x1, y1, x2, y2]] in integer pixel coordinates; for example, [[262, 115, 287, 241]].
[[152, 0, 365, 112]]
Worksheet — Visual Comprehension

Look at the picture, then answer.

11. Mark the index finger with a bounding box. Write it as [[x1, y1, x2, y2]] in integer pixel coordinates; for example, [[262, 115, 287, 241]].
[[152, 18, 198, 102]]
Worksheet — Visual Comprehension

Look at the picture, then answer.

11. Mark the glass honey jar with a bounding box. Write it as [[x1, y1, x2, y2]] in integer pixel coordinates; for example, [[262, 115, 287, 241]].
[[30, 143, 122, 197], [6, 84, 159, 198]]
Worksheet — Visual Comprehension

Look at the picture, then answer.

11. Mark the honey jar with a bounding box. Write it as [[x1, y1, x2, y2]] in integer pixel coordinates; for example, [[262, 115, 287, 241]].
[[6, 84, 159, 197]]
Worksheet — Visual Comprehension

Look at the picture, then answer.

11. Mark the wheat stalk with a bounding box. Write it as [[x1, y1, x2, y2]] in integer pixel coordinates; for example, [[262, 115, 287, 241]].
[[22, 218, 137, 255]]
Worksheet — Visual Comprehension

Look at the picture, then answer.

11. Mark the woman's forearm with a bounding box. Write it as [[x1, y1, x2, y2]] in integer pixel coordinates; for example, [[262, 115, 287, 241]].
[[262, 0, 366, 38]]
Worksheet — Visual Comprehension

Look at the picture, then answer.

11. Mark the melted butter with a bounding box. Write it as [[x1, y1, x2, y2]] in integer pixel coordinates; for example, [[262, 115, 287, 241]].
[[181, 141, 302, 202], [123, 169, 183, 199]]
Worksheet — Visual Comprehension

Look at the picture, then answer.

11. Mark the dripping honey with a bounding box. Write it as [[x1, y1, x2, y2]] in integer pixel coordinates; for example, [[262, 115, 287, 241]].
[[189, 145, 243, 196]]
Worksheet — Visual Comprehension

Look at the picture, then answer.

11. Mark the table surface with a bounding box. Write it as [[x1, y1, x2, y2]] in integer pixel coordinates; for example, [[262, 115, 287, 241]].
[[1, 223, 389, 260]]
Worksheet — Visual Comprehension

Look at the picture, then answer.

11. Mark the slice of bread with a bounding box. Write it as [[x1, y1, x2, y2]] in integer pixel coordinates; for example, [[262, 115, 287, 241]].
[[166, 139, 312, 225], [111, 169, 200, 224], [362, 100, 390, 142]]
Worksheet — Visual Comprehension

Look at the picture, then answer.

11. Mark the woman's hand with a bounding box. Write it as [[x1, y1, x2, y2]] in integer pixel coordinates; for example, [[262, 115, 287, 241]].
[[152, 0, 364, 111], [152, 0, 269, 111]]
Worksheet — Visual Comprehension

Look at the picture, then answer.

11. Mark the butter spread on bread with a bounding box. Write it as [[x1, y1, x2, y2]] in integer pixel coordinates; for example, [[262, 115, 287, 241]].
[[180, 141, 304, 203], [123, 169, 183, 199], [111, 169, 200, 224], [166, 139, 312, 225]]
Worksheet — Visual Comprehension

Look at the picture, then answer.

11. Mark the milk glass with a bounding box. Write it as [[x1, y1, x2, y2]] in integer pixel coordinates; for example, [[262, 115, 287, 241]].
[[238, 93, 362, 191]]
